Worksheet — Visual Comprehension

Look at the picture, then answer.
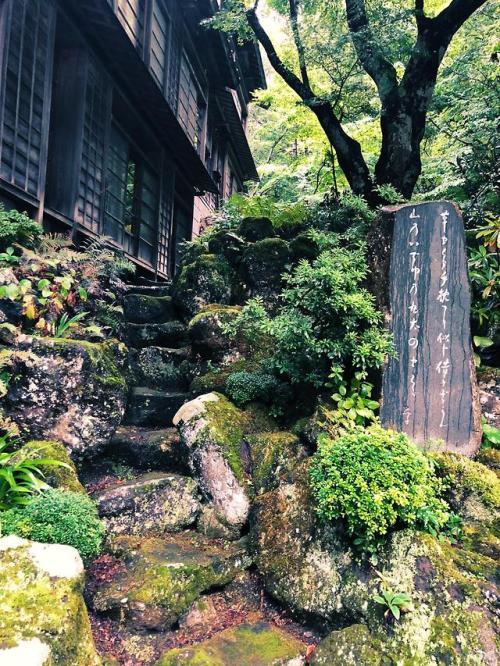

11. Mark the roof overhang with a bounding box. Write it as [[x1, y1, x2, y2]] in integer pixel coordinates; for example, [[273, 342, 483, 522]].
[[60, 0, 218, 194], [216, 88, 259, 182]]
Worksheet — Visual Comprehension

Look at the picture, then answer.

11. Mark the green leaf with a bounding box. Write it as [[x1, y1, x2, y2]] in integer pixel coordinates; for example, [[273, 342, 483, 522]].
[[473, 336, 494, 348]]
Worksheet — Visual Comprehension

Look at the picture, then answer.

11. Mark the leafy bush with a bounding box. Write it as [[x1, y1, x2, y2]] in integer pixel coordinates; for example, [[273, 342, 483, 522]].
[[226, 370, 291, 414], [0, 206, 42, 251], [0, 434, 70, 509], [0, 489, 104, 561], [323, 373, 379, 436], [225, 193, 308, 230], [226, 245, 392, 388], [310, 425, 449, 555]]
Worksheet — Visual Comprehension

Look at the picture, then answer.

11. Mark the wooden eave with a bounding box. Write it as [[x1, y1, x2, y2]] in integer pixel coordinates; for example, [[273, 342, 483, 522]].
[[60, 0, 218, 194], [216, 88, 259, 182]]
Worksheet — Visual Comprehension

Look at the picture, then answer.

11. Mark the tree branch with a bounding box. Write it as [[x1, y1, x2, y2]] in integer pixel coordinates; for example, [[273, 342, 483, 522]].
[[434, 0, 488, 42], [288, 0, 310, 87], [345, 0, 398, 103], [245, 8, 311, 100]]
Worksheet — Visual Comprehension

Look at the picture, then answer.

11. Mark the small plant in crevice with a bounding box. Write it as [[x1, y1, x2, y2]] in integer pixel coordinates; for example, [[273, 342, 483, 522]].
[[373, 586, 413, 621], [323, 372, 379, 436], [0, 434, 70, 509]]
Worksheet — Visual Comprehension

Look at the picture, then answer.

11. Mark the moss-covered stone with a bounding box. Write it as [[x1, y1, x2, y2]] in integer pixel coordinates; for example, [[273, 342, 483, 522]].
[[4, 337, 127, 459], [128, 346, 190, 391], [310, 624, 383, 665], [90, 533, 251, 631], [289, 232, 320, 262], [123, 294, 175, 324], [172, 254, 235, 320], [207, 230, 247, 264], [12, 440, 85, 493], [155, 620, 305, 665], [476, 448, 500, 476], [188, 305, 242, 360], [0, 536, 101, 665], [173, 393, 251, 531], [124, 321, 187, 349], [238, 217, 275, 242], [241, 238, 291, 306], [432, 451, 500, 522], [247, 431, 306, 493], [189, 356, 266, 396]]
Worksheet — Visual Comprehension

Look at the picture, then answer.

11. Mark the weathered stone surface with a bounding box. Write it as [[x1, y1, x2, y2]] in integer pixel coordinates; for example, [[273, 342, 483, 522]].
[[310, 624, 383, 665], [155, 621, 306, 665], [188, 305, 242, 359], [125, 387, 189, 427], [247, 431, 306, 494], [109, 425, 187, 471], [172, 254, 235, 320], [123, 294, 175, 324], [197, 504, 238, 540], [241, 238, 291, 304], [380, 201, 481, 455], [128, 346, 190, 391], [208, 230, 247, 264], [4, 337, 127, 460], [290, 232, 320, 262], [252, 463, 499, 664], [178, 596, 220, 632], [124, 321, 187, 349], [90, 533, 252, 631], [238, 217, 275, 242], [11, 440, 85, 493], [93, 472, 200, 536], [124, 283, 171, 298], [173, 393, 252, 533], [0, 536, 101, 665]]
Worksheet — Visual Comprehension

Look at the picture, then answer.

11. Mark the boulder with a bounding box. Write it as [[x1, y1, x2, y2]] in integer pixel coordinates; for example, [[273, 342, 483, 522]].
[[93, 472, 200, 536], [251, 463, 499, 664], [124, 387, 189, 427], [310, 624, 384, 665], [4, 337, 127, 460], [90, 533, 252, 631], [207, 230, 247, 264], [155, 621, 306, 665], [289, 232, 320, 263], [238, 217, 275, 242], [173, 393, 252, 533], [0, 536, 101, 665], [247, 431, 306, 494], [123, 294, 175, 324], [241, 238, 291, 305], [108, 425, 187, 472], [197, 504, 237, 540], [172, 254, 235, 320], [11, 440, 85, 493], [128, 346, 191, 391], [188, 305, 242, 359]]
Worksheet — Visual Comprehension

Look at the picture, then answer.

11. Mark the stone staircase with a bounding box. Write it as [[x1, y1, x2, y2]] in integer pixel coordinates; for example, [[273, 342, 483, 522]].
[[82, 284, 314, 664]]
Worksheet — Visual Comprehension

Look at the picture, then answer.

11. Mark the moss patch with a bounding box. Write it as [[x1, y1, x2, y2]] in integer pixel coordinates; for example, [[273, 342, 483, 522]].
[[12, 440, 85, 493], [155, 620, 305, 665], [247, 431, 305, 493]]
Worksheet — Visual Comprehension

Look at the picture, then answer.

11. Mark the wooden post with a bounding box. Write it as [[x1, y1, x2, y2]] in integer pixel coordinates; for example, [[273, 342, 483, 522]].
[[380, 201, 481, 456]]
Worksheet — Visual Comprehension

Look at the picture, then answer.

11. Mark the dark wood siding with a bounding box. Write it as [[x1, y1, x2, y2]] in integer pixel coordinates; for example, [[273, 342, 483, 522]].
[[116, 0, 145, 52], [0, 0, 55, 200], [77, 57, 111, 234], [149, 0, 169, 90]]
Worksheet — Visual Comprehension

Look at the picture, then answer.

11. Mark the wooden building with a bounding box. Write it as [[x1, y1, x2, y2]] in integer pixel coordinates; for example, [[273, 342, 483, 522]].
[[0, 0, 264, 277]]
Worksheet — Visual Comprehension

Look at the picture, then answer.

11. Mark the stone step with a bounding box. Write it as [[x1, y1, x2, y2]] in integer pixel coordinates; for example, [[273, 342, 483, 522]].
[[108, 425, 187, 471], [124, 283, 171, 298], [155, 620, 307, 665], [123, 293, 176, 324], [92, 471, 200, 537], [89, 533, 252, 631], [123, 321, 187, 349], [128, 346, 191, 391], [124, 387, 189, 426]]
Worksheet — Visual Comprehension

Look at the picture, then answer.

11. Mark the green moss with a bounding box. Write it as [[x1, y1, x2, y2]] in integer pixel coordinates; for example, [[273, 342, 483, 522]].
[[44, 337, 127, 391], [13, 440, 85, 493], [202, 394, 248, 485], [173, 254, 235, 318], [155, 621, 305, 665], [243, 403, 278, 434], [475, 448, 500, 476], [0, 542, 100, 664], [247, 431, 304, 493], [433, 451, 500, 511], [188, 304, 242, 329], [311, 624, 383, 665], [190, 357, 263, 397]]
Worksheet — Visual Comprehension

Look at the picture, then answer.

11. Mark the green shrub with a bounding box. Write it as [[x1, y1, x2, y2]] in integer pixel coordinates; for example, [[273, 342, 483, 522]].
[[0, 206, 42, 251], [0, 489, 104, 561], [226, 371, 291, 411], [226, 245, 393, 388], [310, 425, 449, 555]]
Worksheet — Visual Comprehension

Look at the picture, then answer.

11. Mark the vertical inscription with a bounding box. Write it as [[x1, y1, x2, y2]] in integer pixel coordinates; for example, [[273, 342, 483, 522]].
[[381, 201, 481, 455]]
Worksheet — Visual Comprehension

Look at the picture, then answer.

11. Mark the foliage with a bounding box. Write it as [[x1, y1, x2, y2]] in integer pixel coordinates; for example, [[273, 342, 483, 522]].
[[225, 243, 392, 388], [0, 206, 42, 252], [373, 586, 413, 621], [482, 420, 500, 449], [225, 192, 308, 230], [310, 425, 450, 555], [0, 247, 20, 265], [0, 434, 70, 510], [0, 489, 104, 561], [225, 370, 291, 415], [323, 373, 379, 436]]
